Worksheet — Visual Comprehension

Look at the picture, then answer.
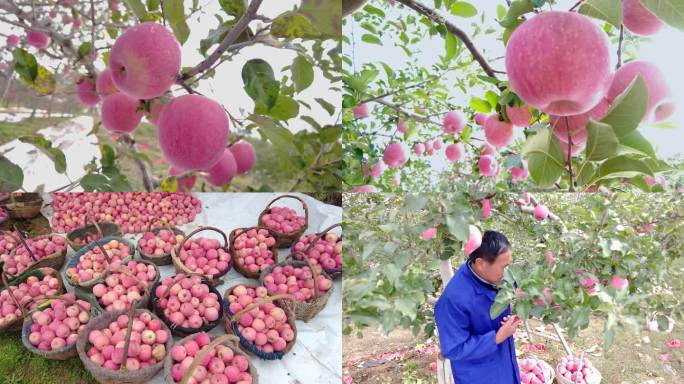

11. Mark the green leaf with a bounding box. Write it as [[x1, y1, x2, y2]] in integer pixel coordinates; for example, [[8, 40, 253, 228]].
[[200, 21, 253, 56], [490, 300, 508, 319], [496, 4, 506, 20], [271, 11, 321, 39], [363, 4, 386, 18], [242, 59, 280, 111], [522, 128, 565, 188], [641, 0, 684, 32], [584, 120, 618, 161], [18, 135, 66, 173], [315, 98, 336, 116], [19, 65, 56, 95], [99, 144, 116, 169], [147, 0, 160, 11], [500, 0, 534, 28], [618, 130, 655, 157], [160, 176, 178, 192], [601, 75, 648, 139], [576, 161, 596, 187], [248, 115, 295, 152], [123, 0, 149, 21], [450, 1, 478, 17], [395, 298, 417, 320], [361, 34, 382, 45], [446, 213, 469, 241], [162, 0, 190, 44], [403, 195, 428, 211], [588, 156, 654, 185], [444, 33, 458, 60], [291, 56, 314, 93], [297, 0, 342, 39], [578, 0, 623, 28], [80, 174, 111, 191], [77, 42, 93, 59], [12, 48, 38, 83], [319, 125, 341, 143], [0, 156, 23, 192], [218, 0, 244, 17], [258, 95, 299, 121], [469, 97, 491, 113], [301, 115, 322, 130]]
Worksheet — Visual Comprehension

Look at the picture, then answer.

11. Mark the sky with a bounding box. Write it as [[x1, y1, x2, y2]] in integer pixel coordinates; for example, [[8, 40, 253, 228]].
[[344, 0, 684, 174], [0, 0, 340, 131]]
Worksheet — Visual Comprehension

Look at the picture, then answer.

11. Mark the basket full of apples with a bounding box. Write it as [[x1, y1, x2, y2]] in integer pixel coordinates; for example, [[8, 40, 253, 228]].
[[257, 194, 308, 248], [518, 357, 554, 384], [556, 356, 602, 384]]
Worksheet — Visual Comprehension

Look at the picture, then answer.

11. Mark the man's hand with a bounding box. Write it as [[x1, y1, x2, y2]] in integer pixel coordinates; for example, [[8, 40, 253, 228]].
[[496, 315, 521, 344]]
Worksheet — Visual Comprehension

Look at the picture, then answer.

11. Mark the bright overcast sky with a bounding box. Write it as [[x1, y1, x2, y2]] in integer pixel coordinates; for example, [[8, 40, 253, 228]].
[[344, 0, 684, 174], [1, 0, 340, 131]]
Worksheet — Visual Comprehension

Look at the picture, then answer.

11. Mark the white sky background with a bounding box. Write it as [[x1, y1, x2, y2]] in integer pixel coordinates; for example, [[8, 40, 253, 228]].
[[0, 0, 340, 131], [344, 0, 684, 174]]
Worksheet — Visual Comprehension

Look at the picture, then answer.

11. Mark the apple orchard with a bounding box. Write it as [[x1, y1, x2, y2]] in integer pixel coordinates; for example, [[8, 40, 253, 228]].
[[0, 0, 341, 192], [343, 191, 684, 380], [342, 0, 684, 193]]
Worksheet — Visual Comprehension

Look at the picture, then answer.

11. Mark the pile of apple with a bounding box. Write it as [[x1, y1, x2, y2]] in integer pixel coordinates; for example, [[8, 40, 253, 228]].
[[3, 235, 67, 276], [0, 273, 61, 328], [50, 193, 202, 234], [0, 231, 18, 263], [92, 261, 158, 311], [72, 232, 103, 247], [225, 284, 295, 354], [260, 206, 306, 234], [232, 228, 276, 274], [85, 312, 169, 371], [262, 265, 333, 303], [65, 239, 131, 284], [138, 229, 184, 256], [556, 356, 601, 384], [169, 332, 254, 383], [292, 232, 342, 272], [177, 236, 231, 276], [518, 358, 553, 384], [154, 274, 222, 329], [26, 293, 91, 352]]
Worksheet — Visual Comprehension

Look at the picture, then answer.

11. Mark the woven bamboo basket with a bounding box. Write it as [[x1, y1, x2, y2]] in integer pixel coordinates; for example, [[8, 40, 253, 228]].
[[291, 223, 342, 279], [228, 227, 279, 279], [257, 194, 309, 248], [170, 226, 231, 286], [138, 225, 185, 266]]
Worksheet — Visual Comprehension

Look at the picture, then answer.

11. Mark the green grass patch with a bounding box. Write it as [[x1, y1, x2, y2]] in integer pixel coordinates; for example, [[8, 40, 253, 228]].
[[0, 117, 71, 146]]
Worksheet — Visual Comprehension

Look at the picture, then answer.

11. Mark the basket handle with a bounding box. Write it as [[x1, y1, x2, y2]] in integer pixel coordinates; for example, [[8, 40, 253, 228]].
[[298, 223, 342, 258], [181, 335, 242, 384], [173, 227, 227, 276], [10, 224, 38, 263], [87, 215, 104, 238], [1, 270, 27, 318], [229, 294, 294, 323], [262, 194, 309, 221], [119, 298, 140, 374]]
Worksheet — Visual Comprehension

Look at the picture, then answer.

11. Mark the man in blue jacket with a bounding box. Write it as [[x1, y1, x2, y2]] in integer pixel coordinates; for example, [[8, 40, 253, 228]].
[[434, 230, 521, 383]]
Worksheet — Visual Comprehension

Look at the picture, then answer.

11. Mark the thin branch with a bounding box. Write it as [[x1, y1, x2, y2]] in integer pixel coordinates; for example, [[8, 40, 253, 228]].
[[565, 116, 574, 192], [569, 0, 583, 11], [89, 0, 96, 49], [358, 71, 450, 104], [394, 0, 498, 79], [118, 134, 155, 192], [180, 0, 263, 81], [616, 25, 624, 69]]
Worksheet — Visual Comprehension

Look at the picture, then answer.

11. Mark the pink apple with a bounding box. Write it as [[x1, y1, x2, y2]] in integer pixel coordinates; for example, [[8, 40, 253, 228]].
[[101, 93, 143, 134], [445, 143, 464, 162], [607, 60, 674, 122], [363, 162, 383, 178], [413, 142, 425, 156], [506, 12, 611, 116], [96, 68, 119, 96], [6, 35, 19, 46], [623, 0, 663, 36], [463, 225, 482, 256], [422, 227, 436, 241], [506, 104, 532, 127], [484, 115, 514, 148], [351, 185, 377, 193], [352, 103, 369, 118], [443, 111, 465, 134], [109, 22, 181, 99], [76, 77, 100, 106], [478, 155, 499, 177], [229, 141, 256, 175], [26, 31, 51, 49], [533, 205, 549, 221], [610, 276, 628, 290], [205, 149, 238, 186], [383, 142, 408, 168], [397, 120, 408, 133], [482, 199, 491, 219]]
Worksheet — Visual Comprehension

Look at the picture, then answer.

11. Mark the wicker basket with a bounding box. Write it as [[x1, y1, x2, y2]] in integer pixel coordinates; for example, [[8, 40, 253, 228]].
[[138, 225, 185, 266], [257, 194, 309, 248], [170, 226, 231, 286], [291, 223, 342, 279], [67, 222, 122, 252], [222, 290, 297, 360], [3, 231, 68, 280], [259, 257, 334, 322], [0, 268, 64, 332], [90, 260, 159, 313], [228, 227, 279, 279], [77, 306, 173, 384], [0, 193, 43, 219], [163, 334, 259, 384], [150, 274, 224, 337], [63, 236, 135, 296], [21, 293, 94, 360], [0, 207, 9, 226], [518, 357, 555, 384]]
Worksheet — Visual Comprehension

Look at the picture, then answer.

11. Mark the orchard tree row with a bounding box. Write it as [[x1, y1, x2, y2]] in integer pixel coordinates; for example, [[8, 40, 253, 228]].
[[0, 0, 342, 192], [343, 191, 684, 351], [343, 0, 684, 193]]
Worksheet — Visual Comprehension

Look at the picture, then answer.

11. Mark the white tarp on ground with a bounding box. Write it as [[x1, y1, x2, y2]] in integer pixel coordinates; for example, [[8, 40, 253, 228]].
[[38, 192, 342, 383], [0, 116, 99, 192]]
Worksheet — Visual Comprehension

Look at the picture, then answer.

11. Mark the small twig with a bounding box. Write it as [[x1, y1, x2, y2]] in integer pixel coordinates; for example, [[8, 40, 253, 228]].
[[565, 116, 574, 192], [616, 25, 624, 69], [569, 0, 583, 11]]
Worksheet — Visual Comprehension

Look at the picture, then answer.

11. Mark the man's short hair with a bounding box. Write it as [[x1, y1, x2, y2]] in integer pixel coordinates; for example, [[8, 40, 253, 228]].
[[467, 230, 511, 264]]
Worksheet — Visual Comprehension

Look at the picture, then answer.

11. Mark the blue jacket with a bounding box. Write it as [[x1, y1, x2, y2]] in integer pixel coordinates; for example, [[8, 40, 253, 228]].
[[434, 262, 520, 384]]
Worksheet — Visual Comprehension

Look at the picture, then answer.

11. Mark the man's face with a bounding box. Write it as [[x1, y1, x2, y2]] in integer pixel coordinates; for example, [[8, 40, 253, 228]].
[[475, 249, 513, 285]]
